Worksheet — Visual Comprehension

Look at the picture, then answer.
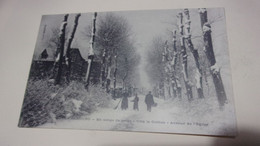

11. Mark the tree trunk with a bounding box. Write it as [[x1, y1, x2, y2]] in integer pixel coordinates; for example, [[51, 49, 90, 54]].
[[183, 9, 204, 98], [66, 13, 81, 82], [113, 51, 118, 97], [86, 12, 97, 87], [171, 30, 182, 98], [198, 8, 227, 106], [178, 12, 193, 100], [54, 14, 69, 85], [100, 48, 107, 87], [176, 78, 182, 99], [163, 41, 170, 99], [122, 57, 128, 91], [106, 61, 112, 92]]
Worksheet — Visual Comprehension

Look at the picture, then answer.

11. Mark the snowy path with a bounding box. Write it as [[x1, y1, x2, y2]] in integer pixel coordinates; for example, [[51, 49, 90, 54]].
[[40, 95, 176, 132], [40, 95, 235, 135]]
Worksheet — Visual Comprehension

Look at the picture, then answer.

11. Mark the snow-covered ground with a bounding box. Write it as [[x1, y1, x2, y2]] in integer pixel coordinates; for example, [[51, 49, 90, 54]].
[[40, 95, 236, 136]]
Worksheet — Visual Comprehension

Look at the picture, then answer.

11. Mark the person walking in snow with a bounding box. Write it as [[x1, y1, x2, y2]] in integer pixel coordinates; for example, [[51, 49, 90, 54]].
[[132, 94, 139, 111], [121, 91, 128, 110], [145, 91, 154, 112]]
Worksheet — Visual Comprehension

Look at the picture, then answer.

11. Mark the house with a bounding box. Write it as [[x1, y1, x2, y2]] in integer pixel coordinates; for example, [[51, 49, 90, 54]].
[[29, 48, 101, 84], [69, 48, 88, 81], [40, 49, 48, 59], [29, 48, 55, 79]]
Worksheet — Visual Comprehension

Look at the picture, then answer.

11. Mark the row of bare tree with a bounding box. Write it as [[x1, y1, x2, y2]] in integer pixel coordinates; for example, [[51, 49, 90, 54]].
[[147, 8, 227, 107], [52, 13, 89, 85], [50, 12, 139, 95], [93, 14, 140, 93]]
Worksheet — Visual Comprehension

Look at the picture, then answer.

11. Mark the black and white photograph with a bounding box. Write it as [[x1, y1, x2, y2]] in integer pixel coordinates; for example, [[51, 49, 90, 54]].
[[18, 8, 237, 136]]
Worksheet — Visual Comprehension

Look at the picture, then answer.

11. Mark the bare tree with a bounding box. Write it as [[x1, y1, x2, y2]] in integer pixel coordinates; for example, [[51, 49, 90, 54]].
[[46, 26, 71, 54], [85, 12, 97, 87], [183, 9, 204, 98], [65, 13, 81, 82], [54, 14, 69, 85], [198, 8, 227, 106], [171, 30, 182, 98], [92, 13, 138, 92], [146, 36, 165, 98], [178, 12, 193, 100]]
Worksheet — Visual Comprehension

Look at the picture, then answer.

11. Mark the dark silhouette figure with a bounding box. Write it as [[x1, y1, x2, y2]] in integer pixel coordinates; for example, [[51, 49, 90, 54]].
[[121, 92, 128, 110], [145, 91, 154, 112], [132, 94, 139, 111]]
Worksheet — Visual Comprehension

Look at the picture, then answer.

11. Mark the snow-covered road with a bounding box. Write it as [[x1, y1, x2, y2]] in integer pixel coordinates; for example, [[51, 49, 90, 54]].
[[40, 95, 236, 136], [40, 95, 170, 131]]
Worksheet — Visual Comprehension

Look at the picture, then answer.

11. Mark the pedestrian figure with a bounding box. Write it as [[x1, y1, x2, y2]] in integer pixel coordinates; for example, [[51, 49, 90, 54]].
[[132, 94, 139, 111], [121, 91, 128, 110], [145, 91, 155, 112]]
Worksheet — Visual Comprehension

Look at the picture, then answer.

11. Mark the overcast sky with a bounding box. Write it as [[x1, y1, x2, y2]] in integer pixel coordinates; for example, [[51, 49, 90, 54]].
[[35, 9, 180, 59]]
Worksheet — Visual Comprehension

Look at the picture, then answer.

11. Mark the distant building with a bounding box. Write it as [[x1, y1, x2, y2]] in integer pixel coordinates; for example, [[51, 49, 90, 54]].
[[29, 48, 101, 84], [40, 49, 48, 59], [69, 49, 88, 81]]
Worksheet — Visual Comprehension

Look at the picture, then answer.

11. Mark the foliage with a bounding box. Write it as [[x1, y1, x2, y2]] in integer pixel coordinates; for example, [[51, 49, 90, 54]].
[[80, 84, 112, 113], [19, 79, 112, 127], [19, 79, 60, 127]]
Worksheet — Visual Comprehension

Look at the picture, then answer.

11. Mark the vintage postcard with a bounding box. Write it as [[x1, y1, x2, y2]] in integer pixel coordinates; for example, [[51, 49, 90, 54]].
[[18, 8, 237, 136]]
